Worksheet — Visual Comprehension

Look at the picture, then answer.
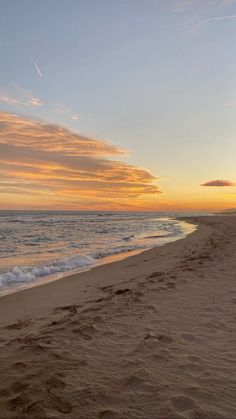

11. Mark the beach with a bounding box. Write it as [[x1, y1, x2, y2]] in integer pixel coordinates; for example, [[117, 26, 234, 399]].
[[0, 215, 236, 418]]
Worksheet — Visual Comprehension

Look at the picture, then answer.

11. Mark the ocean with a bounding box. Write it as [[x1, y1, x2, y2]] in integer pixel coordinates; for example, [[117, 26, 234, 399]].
[[0, 211, 198, 294]]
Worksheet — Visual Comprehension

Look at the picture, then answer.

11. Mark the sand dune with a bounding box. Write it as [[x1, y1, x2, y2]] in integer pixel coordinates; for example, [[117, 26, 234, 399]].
[[0, 216, 236, 418]]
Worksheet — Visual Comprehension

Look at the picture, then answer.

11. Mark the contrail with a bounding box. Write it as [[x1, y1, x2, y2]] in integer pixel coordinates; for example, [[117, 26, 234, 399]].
[[33, 60, 42, 77], [184, 14, 236, 25]]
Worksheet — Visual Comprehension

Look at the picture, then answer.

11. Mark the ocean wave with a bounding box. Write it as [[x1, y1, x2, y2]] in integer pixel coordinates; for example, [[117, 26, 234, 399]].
[[0, 254, 95, 288], [69, 243, 85, 248], [91, 244, 147, 259], [23, 236, 53, 244], [0, 249, 12, 254]]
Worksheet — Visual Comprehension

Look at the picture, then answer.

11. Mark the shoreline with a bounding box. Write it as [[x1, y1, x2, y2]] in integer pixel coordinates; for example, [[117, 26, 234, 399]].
[[0, 218, 198, 324], [0, 247, 147, 298], [0, 215, 236, 418], [0, 218, 196, 298]]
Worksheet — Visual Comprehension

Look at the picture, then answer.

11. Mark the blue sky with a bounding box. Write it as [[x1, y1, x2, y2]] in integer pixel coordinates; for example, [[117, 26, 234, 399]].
[[0, 0, 236, 210]]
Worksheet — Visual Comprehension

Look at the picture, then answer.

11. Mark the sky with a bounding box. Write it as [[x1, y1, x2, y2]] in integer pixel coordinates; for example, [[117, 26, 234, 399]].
[[0, 0, 236, 211]]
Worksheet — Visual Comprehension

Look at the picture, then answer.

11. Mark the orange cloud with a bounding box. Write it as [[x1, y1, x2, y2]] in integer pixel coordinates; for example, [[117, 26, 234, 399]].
[[201, 179, 236, 187], [0, 112, 161, 209], [0, 113, 125, 156]]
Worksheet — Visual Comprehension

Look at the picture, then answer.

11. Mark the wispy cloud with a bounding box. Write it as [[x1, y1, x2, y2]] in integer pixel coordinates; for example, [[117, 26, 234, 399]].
[[201, 180, 235, 187], [70, 114, 80, 121], [0, 85, 43, 107], [0, 113, 161, 209], [28, 97, 43, 106], [183, 13, 236, 25], [0, 94, 43, 107]]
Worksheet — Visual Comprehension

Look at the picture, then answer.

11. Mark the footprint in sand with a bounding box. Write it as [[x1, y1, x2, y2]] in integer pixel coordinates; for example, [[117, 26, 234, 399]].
[[146, 304, 158, 313], [90, 315, 104, 325], [187, 355, 201, 363], [8, 393, 30, 412], [171, 395, 198, 412], [11, 361, 27, 369], [99, 409, 124, 419], [148, 271, 165, 280], [0, 387, 9, 397], [54, 304, 78, 314], [130, 296, 143, 304], [166, 282, 176, 289], [181, 333, 197, 342], [158, 334, 174, 344], [99, 285, 113, 292], [179, 362, 204, 375], [133, 291, 144, 298], [115, 288, 131, 295], [150, 348, 170, 361], [4, 317, 32, 330], [72, 324, 97, 340], [123, 374, 153, 393]]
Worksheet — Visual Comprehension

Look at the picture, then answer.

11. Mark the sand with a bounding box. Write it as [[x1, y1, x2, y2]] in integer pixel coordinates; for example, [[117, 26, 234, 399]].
[[0, 215, 236, 419]]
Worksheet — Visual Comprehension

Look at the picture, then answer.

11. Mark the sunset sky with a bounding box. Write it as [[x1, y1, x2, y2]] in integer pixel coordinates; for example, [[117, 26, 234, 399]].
[[0, 0, 236, 211]]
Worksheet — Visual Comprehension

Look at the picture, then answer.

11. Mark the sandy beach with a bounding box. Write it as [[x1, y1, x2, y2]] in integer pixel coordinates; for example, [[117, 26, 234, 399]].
[[0, 215, 236, 419]]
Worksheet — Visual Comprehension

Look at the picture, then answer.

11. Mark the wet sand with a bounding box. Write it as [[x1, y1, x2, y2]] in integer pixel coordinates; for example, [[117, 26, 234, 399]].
[[0, 215, 236, 418]]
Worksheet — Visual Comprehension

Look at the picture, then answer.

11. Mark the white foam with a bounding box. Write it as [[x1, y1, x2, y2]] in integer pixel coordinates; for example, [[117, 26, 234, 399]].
[[92, 244, 150, 259], [0, 254, 95, 288]]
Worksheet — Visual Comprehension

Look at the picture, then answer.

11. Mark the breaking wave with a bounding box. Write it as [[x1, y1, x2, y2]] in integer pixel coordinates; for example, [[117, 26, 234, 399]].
[[0, 254, 95, 288]]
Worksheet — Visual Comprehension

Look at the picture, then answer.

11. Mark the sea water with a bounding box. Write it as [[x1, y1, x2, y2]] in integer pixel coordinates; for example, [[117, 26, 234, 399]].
[[0, 211, 199, 294]]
